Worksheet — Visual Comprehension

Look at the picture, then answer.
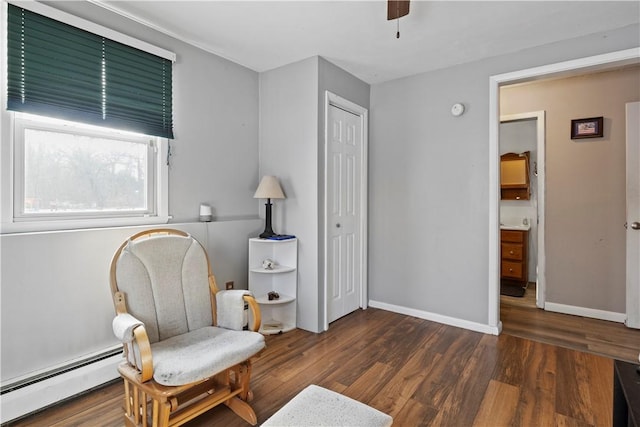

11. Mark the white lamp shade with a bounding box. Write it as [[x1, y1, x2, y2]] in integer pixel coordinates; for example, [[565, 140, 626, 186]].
[[254, 175, 285, 199]]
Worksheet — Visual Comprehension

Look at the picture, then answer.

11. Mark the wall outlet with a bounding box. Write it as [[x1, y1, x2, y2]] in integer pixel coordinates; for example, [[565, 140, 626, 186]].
[[225, 281, 234, 290]]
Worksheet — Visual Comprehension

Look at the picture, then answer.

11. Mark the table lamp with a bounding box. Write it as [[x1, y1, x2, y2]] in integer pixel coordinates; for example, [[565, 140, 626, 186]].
[[254, 175, 285, 238]]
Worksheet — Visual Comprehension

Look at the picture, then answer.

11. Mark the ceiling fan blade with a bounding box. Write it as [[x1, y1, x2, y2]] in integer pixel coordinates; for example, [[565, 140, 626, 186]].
[[387, 0, 410, 20]]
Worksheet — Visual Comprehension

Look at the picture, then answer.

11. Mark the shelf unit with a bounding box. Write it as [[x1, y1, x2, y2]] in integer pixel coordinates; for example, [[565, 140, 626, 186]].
[[248, 237, 297, 335]]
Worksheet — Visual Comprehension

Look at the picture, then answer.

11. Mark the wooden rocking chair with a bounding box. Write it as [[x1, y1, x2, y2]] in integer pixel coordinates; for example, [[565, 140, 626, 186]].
[[109, 229, 265, 426]]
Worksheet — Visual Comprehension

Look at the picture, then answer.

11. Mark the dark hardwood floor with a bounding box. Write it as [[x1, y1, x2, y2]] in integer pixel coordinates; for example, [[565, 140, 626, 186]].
[[501, 283, 640, 363], [7, 305, 627, 427]]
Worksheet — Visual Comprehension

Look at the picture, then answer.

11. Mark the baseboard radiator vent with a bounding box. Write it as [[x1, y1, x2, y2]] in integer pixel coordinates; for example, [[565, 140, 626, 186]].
[[0, 346, 123, 424], [1, 347, 122, 395]]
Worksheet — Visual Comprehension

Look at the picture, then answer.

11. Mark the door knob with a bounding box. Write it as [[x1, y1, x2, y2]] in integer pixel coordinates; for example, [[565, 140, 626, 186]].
[[632, 221, 640, 230]]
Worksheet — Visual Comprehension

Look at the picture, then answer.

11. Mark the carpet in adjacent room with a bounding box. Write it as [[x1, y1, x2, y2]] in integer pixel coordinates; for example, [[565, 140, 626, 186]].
[[500, 283, 526, 297]]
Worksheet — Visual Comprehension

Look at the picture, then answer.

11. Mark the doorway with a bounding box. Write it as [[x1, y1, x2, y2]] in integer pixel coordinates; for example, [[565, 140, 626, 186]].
[[488, 48, 640, 332], [499, 111, 545, 308], [323, 91, 369, 330]]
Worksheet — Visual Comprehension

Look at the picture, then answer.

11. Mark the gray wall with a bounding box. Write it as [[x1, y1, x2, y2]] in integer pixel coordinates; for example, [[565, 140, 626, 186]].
[[259, 57, 320, 332], [258, 56, 370, 332], [317, 57, 370, 328], [0, 220, 261, 382], [45, 1, 260, 222], [501, 66, 640, 313], [1, 2, 262, 383], [2, 0, 637, 386], [368, 24, 639, 325]]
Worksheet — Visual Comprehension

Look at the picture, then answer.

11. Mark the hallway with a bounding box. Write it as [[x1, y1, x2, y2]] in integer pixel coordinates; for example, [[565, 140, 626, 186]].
[[500, 284, 640, 363]]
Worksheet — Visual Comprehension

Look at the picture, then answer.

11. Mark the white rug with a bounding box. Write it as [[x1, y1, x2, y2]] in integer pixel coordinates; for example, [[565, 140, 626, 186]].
[[262, 384, 393, 427]]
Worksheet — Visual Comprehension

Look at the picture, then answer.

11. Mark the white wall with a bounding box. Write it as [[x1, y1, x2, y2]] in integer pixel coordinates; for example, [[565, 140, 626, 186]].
[[368, 24, 639, 327]]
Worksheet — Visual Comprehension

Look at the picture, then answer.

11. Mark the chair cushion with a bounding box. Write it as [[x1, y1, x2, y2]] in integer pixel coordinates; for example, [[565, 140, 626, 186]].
[[116, 235, 213, 343], [151, 326, 265, 386]]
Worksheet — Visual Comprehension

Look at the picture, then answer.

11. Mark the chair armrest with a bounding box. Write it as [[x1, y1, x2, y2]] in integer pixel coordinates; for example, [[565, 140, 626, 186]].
[[216, 289, 261, 331], [112, 313, 153, 382], [132, 325, 154, 382], [112, 313, 143, 343], [244, 295, 261, 332]]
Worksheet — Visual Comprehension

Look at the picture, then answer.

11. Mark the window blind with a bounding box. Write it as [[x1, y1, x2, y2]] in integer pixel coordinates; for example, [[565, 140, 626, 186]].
[[7, 4, 174, 139]]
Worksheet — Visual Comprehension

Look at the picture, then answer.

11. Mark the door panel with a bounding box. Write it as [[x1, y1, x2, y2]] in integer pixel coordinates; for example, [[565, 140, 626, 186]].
[[327, 104, 361, 323], [331, 235, 341, 300]]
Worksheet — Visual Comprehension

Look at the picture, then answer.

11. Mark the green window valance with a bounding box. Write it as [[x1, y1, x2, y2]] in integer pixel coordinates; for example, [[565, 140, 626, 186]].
[[7, 4, 174, 139]]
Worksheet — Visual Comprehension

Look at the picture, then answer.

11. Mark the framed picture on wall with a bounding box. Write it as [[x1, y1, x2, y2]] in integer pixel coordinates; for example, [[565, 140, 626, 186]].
[[571, 116, 603, 139]]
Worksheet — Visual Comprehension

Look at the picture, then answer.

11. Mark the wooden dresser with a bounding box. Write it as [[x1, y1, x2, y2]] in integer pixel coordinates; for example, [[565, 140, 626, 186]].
[[500, 229, 529, 284]]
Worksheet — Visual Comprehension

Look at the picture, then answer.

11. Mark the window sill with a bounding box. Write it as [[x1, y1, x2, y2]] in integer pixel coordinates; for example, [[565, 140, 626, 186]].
[[0, 215, 171, 235]]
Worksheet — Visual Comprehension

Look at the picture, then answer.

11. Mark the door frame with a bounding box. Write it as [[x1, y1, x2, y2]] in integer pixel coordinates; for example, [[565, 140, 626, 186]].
[[323, 91, 369, 331], [488, 47, 640, 332], [626, 101, 640, 328], [500, 111, 546, 309]]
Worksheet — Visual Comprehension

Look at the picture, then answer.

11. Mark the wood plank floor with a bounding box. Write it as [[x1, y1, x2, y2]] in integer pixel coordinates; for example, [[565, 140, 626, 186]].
[[7, 307, 623, 427], [501, 283, 640, 363]]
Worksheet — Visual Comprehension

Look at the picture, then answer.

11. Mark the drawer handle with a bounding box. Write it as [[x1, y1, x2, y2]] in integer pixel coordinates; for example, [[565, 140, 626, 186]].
[[509, 250, 514, 255], [509, 268, 514, 272]]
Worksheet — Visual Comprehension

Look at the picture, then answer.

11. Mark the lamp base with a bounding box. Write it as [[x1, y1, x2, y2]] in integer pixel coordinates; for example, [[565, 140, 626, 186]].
[[260, 199, 276, 239]]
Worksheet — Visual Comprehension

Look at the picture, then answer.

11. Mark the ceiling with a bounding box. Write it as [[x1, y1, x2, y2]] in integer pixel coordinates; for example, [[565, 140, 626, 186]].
[[95, 1, 640, 85]]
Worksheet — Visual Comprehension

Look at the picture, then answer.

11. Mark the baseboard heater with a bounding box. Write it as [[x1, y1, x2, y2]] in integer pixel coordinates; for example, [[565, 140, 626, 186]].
[[1, 346, 122, 394], [1, 346, 123, 423]]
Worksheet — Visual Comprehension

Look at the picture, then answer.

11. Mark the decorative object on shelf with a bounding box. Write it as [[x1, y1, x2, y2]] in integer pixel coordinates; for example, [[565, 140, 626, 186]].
[[266, 234, 296, 241], [198, 203, 213, 222], [262, 258, 276, 270], [571, 116, 603, 139], [267, 291, 280, 300], [254, 175, 286, 239], [262, 320, 283, 330]]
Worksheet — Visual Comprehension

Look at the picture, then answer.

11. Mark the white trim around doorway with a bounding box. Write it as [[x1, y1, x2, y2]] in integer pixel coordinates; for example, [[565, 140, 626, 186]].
[[488, 47, 640, 332]]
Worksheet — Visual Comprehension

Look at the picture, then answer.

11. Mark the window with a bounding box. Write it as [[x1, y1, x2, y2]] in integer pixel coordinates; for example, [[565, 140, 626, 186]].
[[6, 3, 175, 138], [4, 114, 169, 232], [15, 114, 160, 220], [1, 2, 174, 232]]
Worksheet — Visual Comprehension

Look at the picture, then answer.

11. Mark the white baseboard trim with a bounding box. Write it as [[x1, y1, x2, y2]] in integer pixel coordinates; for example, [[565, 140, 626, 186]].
[[368, 300, 501, 335], [544, 302, 626, 323], [0, 353, 122, 424]]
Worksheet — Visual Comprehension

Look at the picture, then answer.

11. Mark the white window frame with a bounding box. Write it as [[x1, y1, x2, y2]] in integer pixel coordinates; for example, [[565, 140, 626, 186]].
[[2, 113, 169, 233], [0, 1, 170, 234]]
